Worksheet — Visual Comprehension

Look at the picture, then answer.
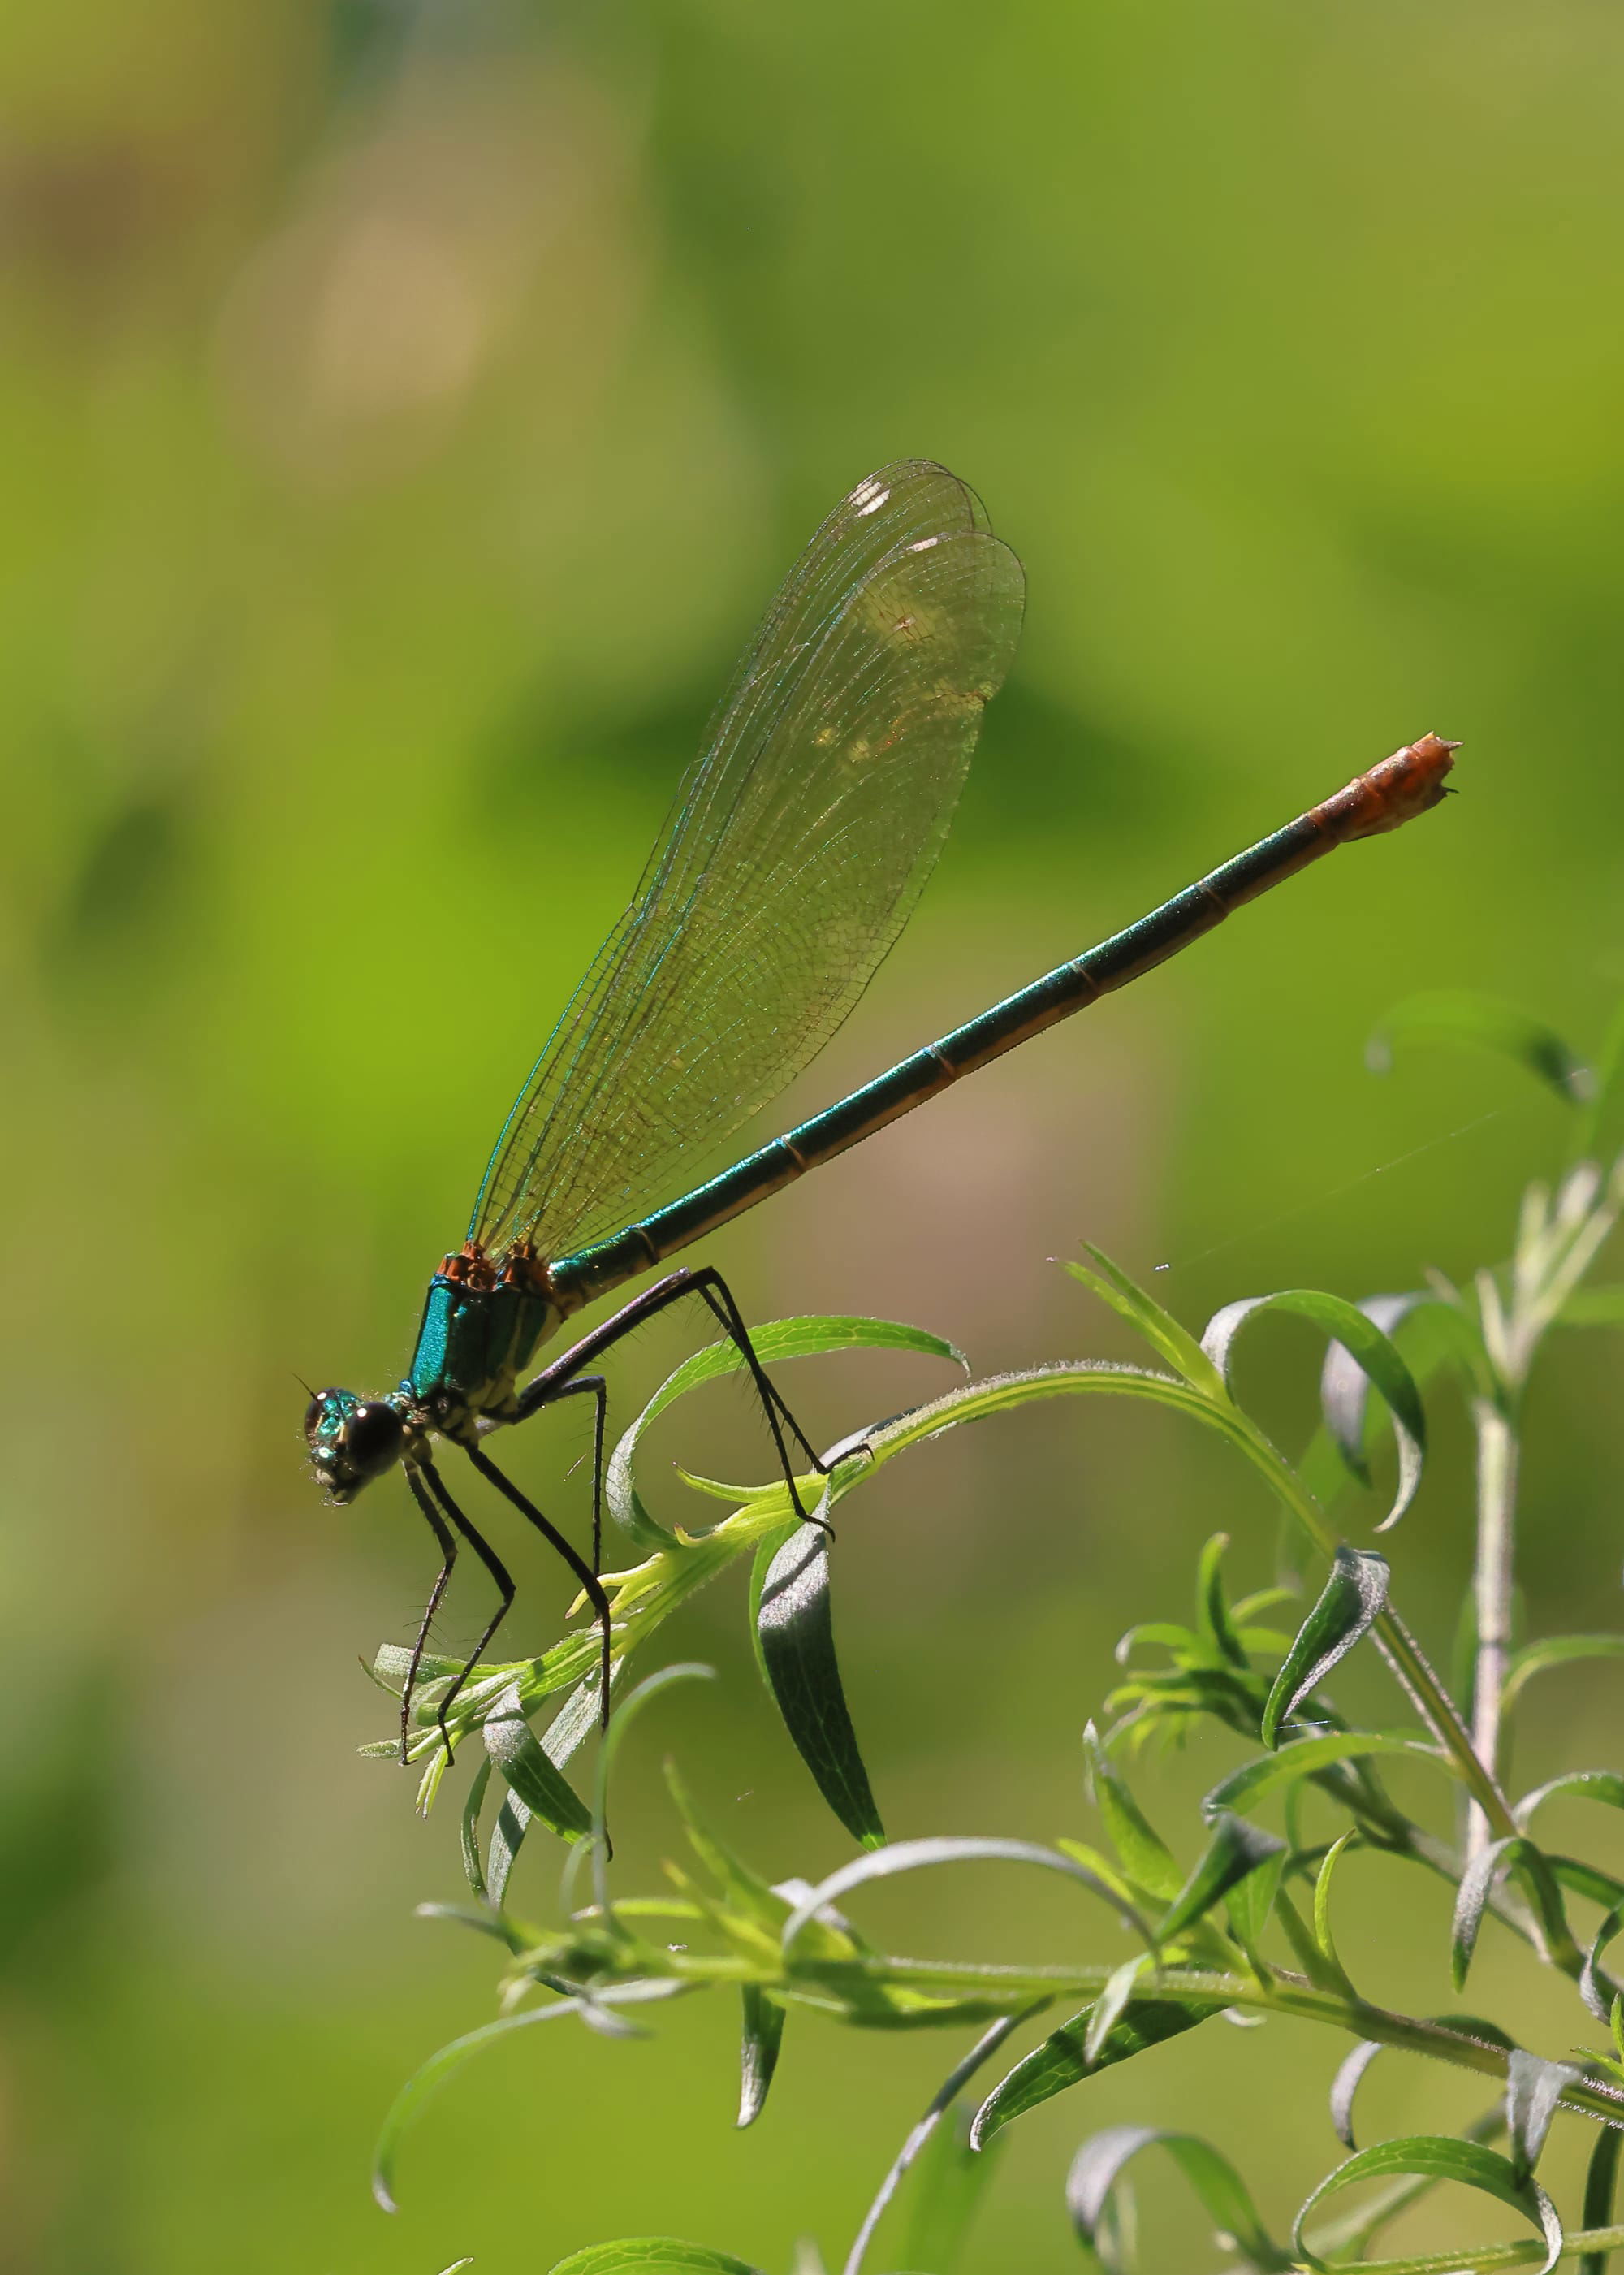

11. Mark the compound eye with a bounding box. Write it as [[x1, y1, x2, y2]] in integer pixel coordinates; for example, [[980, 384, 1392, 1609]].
[[304, 1390, 339, 1443], [344, 1400, 405, 1474]]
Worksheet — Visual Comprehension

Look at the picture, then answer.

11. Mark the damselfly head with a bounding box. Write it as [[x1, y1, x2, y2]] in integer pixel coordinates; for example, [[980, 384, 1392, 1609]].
[[304, 1386, 407, 1503]]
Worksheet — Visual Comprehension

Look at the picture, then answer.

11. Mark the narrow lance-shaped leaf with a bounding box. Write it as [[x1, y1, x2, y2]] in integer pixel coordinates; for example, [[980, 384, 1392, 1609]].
[[592, 1665, 717, 1919], [754, 1520, 883, 1849], [1195, 1533, 1250, 1671], [1505, 1634, 1624, 1712], [1226, 1842, 1287, 1961], [845, 2011, 1034, 2275], [549, 2243, 767, 2274], [1085, 1956, 1155, 2065], [605, 1314, 965, 1546], [488, 1667, 611, 1905], [1515, 1768, 1624, 1830], [1158, 1812, 1284, 1947], [1320, 1295, 1428, 1480], [375, 1982, 689, 2212], [1453, 1836, 1579, 1991], [970, 1996, 1225, 2148], [1203, 1291, 1427, 1529], [1292, 2136, 1563, 2275], [1084, 1724, 1182, 1902], [1261, 1547, 1390, 1746], [460, 1758, 491, 1900], [1505, 2049, 1580, 2185], [1367, 989, 1592, 1107], [780, 1837, 1151, 1957], [1579, 1904, 1624, 2025], [1062, 1248, 1229, 1399], [736, 1987, 784, 2130], [898, 2101, 1007, 2275], [1330, 2021, 1514, 2152], [1068, 2125, 1294, 2273], [1207, 1731, 1449, 1823], [483, 1685, 593, 1845]]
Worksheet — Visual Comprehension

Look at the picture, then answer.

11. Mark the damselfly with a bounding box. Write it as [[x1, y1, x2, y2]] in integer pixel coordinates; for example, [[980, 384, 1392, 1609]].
[[303, 461, 1457, 1757]]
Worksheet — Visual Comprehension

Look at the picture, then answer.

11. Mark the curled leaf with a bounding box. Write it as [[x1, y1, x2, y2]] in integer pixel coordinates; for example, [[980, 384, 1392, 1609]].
[[374, 1982, 689, 2212], [1068, 2124, 1292, 2271], [1292, 2135, 1562, 2274], [1203, 1291, 1427, 1529], [780, 1837, 1151, 1956], [1367, 989, 1591, 1107], [1331, 2020, 1514, 2152], [1261, 1548, 1391, 1746], [605, 1315, 964, 1546], [550, 2245, 766, 2274], [1452, 1836, 1577, 1991], [1505, 2049, 1579, 2184]]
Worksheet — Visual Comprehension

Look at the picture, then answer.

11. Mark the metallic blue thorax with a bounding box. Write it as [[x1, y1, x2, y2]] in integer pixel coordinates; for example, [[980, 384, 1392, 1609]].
[[406, 1253, 559, 1425]]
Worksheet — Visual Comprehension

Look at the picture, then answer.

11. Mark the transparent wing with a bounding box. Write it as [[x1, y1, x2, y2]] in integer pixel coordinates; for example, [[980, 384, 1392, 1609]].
[[470, 460, 1026, 1261]]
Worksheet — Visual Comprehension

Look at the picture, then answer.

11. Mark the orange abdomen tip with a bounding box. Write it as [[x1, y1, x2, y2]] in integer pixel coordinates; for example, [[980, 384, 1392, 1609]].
[[1338, 731, 1462, 840]]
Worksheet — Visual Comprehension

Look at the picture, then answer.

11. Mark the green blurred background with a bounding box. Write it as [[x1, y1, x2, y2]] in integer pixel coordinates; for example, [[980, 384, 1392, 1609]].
[[6, 1, 1624, 2267]]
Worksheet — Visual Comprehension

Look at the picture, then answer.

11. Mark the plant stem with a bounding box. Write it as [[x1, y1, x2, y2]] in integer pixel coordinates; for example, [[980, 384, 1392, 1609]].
[[1469, 1399, 1522, 1862]]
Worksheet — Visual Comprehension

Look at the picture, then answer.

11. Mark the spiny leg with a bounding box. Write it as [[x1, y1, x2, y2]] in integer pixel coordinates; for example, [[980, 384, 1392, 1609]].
[[417, 1455, 518, 1761], [512, 1265, 836, 1532], [462, 1442, 614, 1726], [402, 1466, 458, 1763]]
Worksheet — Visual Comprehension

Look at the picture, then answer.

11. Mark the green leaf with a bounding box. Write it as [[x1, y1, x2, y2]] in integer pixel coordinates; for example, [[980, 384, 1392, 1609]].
[[754, 1519, 883, 1849], [1261, 1547, 1390, 1745], [1157, 1812, 1283, 1946], [1195, 1533, 1250, 1670], [591, 1665, 716, 1917], [1084, 1724, 1182, 1903], [1505, 2049, 1579, 2184], [844, 2011, 1033, 2274], [1579, 1904, 1624, 2025], [1227, 1844, 1287, 1961], [1068, 2125, 1293, 2272], [1062, 1248, 1229, 1398], [736, 1986, 783, 2130], [1205, 1731, 1441, 1820], [1203, 1291, 1427, 1529], [460, 1758, 491, 1900], [1453, 1836, 1579, 1990], [1367, 990, 1592, 1108], [1293, 2136, 1562, 2274], [1504, 1635, 1624, 1714], [374, 1982, 689, 2212], [1331, 2022, 1515, 2151], [780, 1837, 1151, 1956], [488, 1670, 609, 1905], [970, 1997, 1224, 2147], [549, 2244, 766, 2274], [898, 2102, 1007, 2275], [605, 1314, 965, 1546], [1515, 1769, 1624, 1831], [1086, 1956, 1155, 2064], [663, 1762, 784, 1930], [482, 1686, 593, 1845]]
